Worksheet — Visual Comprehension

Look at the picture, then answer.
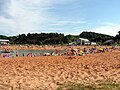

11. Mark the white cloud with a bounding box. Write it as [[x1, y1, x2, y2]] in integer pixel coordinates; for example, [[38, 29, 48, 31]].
[[57, 20, 86, 24], [0, 0, 48, 35], [0, 0, 82, 35], [46, 20, 86, 27], [0, 16, 17, 35], [85, 23, 120, 36], [3, 0, 118, 37]]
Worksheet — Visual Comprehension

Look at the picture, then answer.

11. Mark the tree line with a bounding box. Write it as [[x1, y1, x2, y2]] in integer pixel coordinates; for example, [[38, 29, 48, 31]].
[[8, 33, 78, 45], [79, 32, 114, 45], [0, 31, 120, 45]]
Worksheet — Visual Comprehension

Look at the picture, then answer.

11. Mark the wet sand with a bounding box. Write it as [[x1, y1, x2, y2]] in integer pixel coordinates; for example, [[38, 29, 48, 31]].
[[0, 51, 119, 90]]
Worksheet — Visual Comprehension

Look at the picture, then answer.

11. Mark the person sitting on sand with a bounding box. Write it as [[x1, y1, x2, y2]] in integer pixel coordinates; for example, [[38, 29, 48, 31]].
[[91, 46, 97, 53], [6, 54, 10, 58], [83, 48, 90, 54], [98, 47, 104, 53], [70, 48, 77, 56], [54, 49, 59, 56], [27, 53, 33, 57], [78, 49, 84, 56], [3, 54, 6, 58], [16, 52, 19, 57], [43, 53, 50, 56], [22, 53, 25, 57], [51, 51, 55, 56]]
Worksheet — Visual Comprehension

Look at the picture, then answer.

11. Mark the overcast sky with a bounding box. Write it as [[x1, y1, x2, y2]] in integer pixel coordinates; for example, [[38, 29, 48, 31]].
[[0, 0, 120, 36]]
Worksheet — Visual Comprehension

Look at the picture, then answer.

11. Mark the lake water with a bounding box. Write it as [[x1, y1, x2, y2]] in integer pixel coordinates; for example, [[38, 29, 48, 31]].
[[0, 50, 65, 58]]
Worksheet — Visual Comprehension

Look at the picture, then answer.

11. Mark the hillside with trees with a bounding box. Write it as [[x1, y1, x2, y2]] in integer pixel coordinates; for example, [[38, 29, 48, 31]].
[[114, 31, 120, 45], [79, 32, 114, 44], [11, 33, 78, 45], [0, 31, 120, 45], [0, 35, 8, 39]]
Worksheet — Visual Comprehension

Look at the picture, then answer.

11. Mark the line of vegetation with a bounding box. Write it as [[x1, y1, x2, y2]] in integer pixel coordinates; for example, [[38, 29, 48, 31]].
[[56, 82, 120, 90], [0, 31, 120, 45]]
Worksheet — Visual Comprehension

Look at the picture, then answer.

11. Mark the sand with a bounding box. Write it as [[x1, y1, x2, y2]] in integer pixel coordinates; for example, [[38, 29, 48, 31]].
[[0, 52, 120, 90], [0, 45, 116, 50]]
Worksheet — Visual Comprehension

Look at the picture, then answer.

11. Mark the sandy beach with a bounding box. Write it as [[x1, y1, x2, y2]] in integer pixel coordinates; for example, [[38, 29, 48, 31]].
[[1, 0, 120, 89], [0, 45, 116, 51], [0, 51, 119, 90]]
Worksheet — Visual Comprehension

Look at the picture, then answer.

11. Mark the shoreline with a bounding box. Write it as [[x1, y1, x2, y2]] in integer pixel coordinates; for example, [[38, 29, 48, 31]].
[[0, 45, 120, 58], [0, 45, 116, 50]]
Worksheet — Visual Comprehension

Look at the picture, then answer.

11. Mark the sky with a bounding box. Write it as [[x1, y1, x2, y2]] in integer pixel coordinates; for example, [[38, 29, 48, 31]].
[[0, 0, 120, 36]]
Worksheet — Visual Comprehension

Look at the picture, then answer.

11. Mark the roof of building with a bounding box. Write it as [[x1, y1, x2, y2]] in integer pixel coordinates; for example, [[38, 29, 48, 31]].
[[78, 38, 89, 42], [105, 40, 114, 43], [0, 39, 9, 42]]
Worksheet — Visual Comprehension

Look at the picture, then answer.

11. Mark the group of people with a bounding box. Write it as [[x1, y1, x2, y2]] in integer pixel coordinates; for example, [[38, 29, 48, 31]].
[[44, 46, 118, 56], [62, 46, 110, 56], [0, 46, 119, 58]]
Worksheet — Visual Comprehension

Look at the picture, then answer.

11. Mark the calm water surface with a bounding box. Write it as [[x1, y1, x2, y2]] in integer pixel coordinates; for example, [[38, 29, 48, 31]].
[[1, 50, 65, 58]]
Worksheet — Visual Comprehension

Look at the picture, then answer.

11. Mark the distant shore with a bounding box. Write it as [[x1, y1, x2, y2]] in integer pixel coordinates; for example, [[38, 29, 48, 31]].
[[0, 45, 116, 51]]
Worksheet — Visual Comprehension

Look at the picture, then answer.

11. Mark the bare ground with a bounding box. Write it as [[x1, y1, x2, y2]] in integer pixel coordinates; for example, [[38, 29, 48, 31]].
[[0, 52, 119, 90]]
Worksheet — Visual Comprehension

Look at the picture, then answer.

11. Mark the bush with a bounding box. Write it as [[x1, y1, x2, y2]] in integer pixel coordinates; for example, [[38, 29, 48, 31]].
[[56, 82, 120, 90]]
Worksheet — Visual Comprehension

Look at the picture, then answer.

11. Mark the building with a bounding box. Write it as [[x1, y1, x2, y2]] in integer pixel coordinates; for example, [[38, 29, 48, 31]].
[[0, 39, 9, 45], [76, 38, 91, 45], [91, 42, 97, 45], [104, 40, 114, 45]]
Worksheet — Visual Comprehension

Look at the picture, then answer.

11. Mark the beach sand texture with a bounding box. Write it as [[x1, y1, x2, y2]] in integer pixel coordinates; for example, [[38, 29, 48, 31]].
[[0, 52, 119, 90]]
